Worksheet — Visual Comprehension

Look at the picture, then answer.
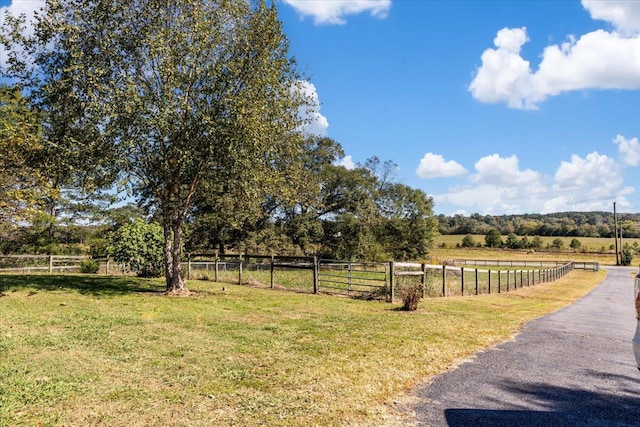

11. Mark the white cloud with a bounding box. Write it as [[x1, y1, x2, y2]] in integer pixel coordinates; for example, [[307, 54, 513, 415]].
[[470, 2, 640, 109], [296, 80, 329, 136], [282, 0, 391, 25], [416, 152, 467, 178], [614, 134, 640, 166], [431, 146, 637, 215], [432, 153, 549, 214], [336, 155, 356, 170], [553, 152, 620, 191], [583, 0, 640, 35], [434, 183, 537, 215], [472, 154, 541, 187]]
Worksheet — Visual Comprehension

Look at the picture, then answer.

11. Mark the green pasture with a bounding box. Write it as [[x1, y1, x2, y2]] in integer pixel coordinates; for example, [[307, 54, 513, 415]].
[[0, 268, 607, 426], [431, 235, 637, 266], [436, 234, 638, 253]]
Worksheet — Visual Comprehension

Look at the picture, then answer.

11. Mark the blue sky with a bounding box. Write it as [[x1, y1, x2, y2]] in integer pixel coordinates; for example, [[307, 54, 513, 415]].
[[3, 0, 640, 216], [277, 0, 640, 216]]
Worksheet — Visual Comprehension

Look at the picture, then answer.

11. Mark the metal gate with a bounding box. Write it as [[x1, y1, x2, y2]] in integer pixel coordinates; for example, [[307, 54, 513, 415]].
[[317, 259, 388, 300]]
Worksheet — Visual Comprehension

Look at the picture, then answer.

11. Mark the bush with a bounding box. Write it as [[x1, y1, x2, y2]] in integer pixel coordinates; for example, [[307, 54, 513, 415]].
[[80, 259, 99, 274], [108, 220, 164, 277], [484, 229, 502, 248], [461, 234, 475, 248], [551, 238, 565, 251], [400, 283, 423, 311], [569, 238, 582, 251], [621, 245, 633, 266]]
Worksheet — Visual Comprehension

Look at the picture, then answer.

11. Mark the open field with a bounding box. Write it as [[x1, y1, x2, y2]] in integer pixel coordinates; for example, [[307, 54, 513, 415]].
[[0, 268, 608, 426], [433, 235, 637, 266]]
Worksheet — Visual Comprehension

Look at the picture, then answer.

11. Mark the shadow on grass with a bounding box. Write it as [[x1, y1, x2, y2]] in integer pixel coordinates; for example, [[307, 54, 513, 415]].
[[0, 274, 165, 297]]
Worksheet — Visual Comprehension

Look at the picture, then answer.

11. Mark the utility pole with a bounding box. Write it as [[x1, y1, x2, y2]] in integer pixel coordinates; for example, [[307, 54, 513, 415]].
[[614, 202, 620, 266]]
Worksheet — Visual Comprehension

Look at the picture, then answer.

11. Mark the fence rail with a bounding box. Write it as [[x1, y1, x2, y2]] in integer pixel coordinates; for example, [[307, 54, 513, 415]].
[[449, 259, 599, 271], [317, 259, 388, 300], [0, 255, 125, 274], [393, 261, 578, 297], [1, 253, 597, 302]]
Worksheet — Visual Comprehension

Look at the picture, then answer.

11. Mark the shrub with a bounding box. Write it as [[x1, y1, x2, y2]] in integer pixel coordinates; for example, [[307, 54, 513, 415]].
[[461, 234, 475, 248], [484, 229, 502, 248], [505, 233, 520, 249], [551, 238, 565, 251], [400, 283, 423, 311], [621, 245, 633, 266], [108, 220, 164, 277], [569, 238, 582, 251], [80, 259, 99, 274]]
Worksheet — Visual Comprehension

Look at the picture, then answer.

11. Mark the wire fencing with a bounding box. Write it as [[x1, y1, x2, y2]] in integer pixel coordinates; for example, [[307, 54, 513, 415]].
[[1, 253, 596, 302]]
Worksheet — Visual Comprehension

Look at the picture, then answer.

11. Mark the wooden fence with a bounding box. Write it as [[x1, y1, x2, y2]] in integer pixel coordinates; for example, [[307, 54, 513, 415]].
[[187, 254, 318, 294], [0, 255, 123, 274], [450, 259, 599, 271], [1, 253, 596, 302], [392, 261, 579, 297]]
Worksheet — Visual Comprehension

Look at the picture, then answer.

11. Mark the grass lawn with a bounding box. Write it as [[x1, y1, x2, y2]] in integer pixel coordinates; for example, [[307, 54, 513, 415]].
[[0, 270, 606, 426]]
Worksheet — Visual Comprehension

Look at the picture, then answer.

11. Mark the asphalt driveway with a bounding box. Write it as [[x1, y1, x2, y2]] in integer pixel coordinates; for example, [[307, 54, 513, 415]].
[[408, 266, 640, 426]]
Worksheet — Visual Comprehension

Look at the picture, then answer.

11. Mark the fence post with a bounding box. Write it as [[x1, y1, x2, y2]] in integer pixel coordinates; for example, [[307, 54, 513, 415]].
[[389, 262, 395, 303], [238, 255, 243, 285], [520, 270, 523, 288], [313, 256, 318, 294], [532, 270, 535, 286], [49, 255, 53, 273], [187, 253, 191, 280], [506, 270, 510, 292], [442, 265, 446, 297], [488, 270, 491, 294], [421, 263, 427, 298], [498, 270, 501, 293], [105, 255, 110, 275], [475, 268, 479, 295], [270, 255, 275, 289], [461, 267, 464, 296], [215, 255, 219, 282]]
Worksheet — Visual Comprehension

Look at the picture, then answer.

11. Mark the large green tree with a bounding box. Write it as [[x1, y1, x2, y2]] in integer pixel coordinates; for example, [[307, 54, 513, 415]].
[[0, 84, 53, 237], [2, 0, 313, 293]]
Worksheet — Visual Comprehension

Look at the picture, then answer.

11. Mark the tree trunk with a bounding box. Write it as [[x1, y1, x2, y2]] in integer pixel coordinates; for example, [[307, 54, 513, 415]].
[[163, 221, 173, 290], [163, 215, 188, 294], [169, 218, 187, 293]]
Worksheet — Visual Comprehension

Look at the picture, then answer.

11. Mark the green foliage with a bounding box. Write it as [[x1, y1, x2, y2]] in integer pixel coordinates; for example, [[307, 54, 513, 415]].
[[0, 85, 52, 234], [569, 238, 582, 250], [2, 0, 314, 292], [437, 211, 640, 239], [505, 233, 520, 249], [484, 229, 503, 248], [621, 244, 633, 266], [375, 182, 437, 261], [79, 259, 99, 274], [551, 238, 565, 250], [461, 234, 476, 248], [531, 236, 544, 249], [108, 220, 164, 277]]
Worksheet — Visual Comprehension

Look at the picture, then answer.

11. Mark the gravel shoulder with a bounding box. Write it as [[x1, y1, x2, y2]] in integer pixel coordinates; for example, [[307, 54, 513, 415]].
[[406, 266, 640, 427]]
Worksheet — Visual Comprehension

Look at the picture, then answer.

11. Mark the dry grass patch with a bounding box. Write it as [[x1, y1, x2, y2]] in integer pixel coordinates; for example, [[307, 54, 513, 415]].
[[0, 270, 604, 426]]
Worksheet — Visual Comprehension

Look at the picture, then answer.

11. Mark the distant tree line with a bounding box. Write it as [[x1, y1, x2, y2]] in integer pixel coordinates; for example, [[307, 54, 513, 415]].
[[437, 212, 640, 238]]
